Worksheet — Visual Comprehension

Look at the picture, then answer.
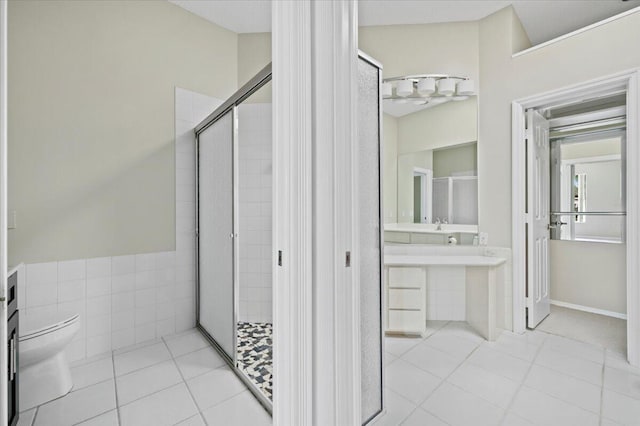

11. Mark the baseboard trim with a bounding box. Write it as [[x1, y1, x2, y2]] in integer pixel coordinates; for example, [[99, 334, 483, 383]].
[[550, 299, 627, 320]]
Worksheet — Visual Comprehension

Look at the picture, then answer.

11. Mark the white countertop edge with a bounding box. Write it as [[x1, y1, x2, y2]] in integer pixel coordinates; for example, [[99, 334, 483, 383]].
[[384, 224, 479, 235], [384, 255, 506, 267]]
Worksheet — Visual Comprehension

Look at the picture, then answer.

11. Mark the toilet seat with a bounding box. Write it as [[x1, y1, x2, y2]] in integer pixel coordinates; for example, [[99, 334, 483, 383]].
[[19, 311, 79, 341]]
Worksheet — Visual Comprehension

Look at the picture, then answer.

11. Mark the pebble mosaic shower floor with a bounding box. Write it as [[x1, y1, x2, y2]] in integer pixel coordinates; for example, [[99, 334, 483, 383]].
[[237, 322, 273, 400]]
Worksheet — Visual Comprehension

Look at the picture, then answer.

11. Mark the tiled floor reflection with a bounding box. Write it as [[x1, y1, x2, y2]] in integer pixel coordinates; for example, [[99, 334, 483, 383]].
[[18, 329, 271, 426]]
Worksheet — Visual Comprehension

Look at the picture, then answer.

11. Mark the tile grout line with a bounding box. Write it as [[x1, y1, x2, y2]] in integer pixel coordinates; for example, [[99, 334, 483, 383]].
[[395, 322, 483, 426], [498, 333, 548, 424], [599, 348, 605, 426], [70, 408, 116, 426], [513, 362, 605, 416], [162, 335, 208, 426], [109, 332, 226, 414], [420, 340, 497, 425], [388, 320, 450, 359], [111, 350, 123, 426], [166, 330, 257, 423], [30, 407, 38, 426]]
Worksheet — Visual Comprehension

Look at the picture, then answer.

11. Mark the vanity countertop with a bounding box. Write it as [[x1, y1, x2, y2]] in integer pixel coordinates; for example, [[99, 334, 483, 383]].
[[384, 254, 506, 267], [384, 223, 479, 234]]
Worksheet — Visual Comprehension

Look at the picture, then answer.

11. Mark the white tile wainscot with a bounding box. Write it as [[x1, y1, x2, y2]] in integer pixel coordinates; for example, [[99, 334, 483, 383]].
[[384, 246, 507, 341], [20, 251, 195, 363]]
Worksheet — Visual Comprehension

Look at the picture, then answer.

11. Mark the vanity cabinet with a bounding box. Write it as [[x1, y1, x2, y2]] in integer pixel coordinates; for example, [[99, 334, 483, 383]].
[[384, 254, 507, 342], [7, 269, 19, 426], [386, 267, 427, 336]]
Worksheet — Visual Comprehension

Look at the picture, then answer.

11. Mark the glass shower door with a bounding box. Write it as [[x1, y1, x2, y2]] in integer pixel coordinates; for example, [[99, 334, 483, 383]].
[[358, 54, 383, 424], [198, 111, 236, 359]]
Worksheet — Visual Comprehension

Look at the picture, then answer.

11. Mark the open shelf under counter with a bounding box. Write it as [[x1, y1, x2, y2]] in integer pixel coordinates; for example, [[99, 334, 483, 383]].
[[383, 252, 507, 341]]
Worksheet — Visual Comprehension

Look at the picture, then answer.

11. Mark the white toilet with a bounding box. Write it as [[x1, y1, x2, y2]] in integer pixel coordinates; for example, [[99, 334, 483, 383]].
[[18, 310, 80, 410]]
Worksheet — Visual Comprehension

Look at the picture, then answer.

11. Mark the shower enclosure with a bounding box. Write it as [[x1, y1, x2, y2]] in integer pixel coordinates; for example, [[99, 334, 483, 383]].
[[196, 64, 273, 409], [195, 53, 383, 422]]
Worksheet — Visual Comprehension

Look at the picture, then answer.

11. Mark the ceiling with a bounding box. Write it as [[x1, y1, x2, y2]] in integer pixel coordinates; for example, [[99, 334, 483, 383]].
[[170, 0, 640, 117], [170, 0, 640, 45]]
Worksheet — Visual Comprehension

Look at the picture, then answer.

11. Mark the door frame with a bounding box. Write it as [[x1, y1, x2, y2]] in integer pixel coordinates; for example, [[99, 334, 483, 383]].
[[0, 1, 8, 423], [413, 167, 432, 224], [272, 1, 362, 424], [511, 69, 640, 367]]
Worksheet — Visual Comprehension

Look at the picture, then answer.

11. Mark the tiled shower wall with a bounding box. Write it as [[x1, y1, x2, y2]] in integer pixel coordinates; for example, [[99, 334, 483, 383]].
[[238, 103, 273, 324]]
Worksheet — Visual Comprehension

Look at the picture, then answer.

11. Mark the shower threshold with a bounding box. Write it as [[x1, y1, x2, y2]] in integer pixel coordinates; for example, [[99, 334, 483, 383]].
[[237, 321, 273, 401]]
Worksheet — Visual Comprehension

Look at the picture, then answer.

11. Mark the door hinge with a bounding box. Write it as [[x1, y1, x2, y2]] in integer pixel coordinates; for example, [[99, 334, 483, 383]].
[[345, 251, 351, 267], [277, 250, 283, 267]]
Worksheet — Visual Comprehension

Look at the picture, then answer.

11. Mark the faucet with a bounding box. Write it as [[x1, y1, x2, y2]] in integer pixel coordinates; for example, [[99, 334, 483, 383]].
[[435, 217, 442, 230]]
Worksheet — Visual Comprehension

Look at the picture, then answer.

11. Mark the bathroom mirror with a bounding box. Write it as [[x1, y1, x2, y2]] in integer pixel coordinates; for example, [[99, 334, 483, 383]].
[[550, 133, 626, 244], [398, 141, 478, 225], [393, 99, 479, 226]]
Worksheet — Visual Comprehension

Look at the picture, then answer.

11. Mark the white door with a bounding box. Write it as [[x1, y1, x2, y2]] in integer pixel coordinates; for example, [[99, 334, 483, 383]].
[[527, 109, 551, 328]]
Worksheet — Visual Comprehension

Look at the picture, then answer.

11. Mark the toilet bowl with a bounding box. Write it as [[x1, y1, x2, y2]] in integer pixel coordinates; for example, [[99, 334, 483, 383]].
[[18, 310, 80, 410]]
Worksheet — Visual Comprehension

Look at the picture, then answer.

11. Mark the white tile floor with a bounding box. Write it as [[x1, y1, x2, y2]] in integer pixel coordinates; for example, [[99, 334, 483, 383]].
[[16, 322, 640, 426], [537, 305, 627, 354], [376, 321, 640, 426], [17, 329, 272, 426]]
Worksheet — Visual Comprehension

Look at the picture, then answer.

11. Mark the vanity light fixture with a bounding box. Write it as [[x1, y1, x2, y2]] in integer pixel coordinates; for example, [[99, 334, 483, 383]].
[[437, 78, 456, 96], [396, 79, 414, 97], [381, 82, 393, 98], [417, 77, 436, 96], [456, 79, 475, 96], [382, 73, 476, 108]]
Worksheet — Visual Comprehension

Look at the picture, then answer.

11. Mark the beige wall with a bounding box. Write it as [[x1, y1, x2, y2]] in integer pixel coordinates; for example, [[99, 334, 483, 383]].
[[433, 143, 477, 178], [562, 137, 621, 160], [383, 114, 398, 223], [397, 99, 477, 155], [238, 32, 271, 103], [8, 0, 238, 264], [359, 22, 479, 82], [238, 32, 271, 86], [478, 7, 637, 312], [550, 241, 626, 313]]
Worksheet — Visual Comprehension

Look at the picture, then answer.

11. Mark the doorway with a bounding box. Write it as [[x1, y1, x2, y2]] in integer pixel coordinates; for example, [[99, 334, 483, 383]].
[[512, 71, 640, 367], [412, 167, 432, 224]]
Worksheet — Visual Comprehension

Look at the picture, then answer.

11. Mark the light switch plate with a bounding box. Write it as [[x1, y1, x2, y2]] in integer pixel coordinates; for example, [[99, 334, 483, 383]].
[[7, 210, 16, 229]]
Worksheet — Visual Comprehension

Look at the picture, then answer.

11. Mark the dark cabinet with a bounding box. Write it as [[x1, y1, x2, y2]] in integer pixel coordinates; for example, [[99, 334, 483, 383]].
[[7, 270, 19, 426], [7, 311, 18, 426]]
